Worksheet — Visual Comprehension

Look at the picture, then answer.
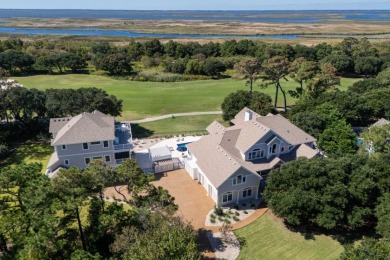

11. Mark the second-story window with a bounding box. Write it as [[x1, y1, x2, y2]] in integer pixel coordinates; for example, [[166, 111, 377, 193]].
[[248, 149, 264, 160], [103, 141, 109, 147], [61, 145, 67, 150], [83, 143, 89, 150], [269, 143, 278, 154], [91, 141, 100, 145], [232, 174, 246, 185]]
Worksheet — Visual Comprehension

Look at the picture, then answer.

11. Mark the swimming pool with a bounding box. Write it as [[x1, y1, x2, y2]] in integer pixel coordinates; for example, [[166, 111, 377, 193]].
[[177, 142, 191, 149]]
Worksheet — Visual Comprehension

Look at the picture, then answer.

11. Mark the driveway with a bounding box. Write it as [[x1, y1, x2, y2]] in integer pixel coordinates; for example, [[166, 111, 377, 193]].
[[151, 169, 215, 229]]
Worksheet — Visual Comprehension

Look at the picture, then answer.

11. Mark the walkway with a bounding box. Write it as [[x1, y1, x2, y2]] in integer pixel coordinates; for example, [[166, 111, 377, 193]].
[[125, 111, 222, 123]]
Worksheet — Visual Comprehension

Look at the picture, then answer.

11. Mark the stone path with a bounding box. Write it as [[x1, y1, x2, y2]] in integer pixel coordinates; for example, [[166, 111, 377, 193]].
[[124, 111, 222, 123]]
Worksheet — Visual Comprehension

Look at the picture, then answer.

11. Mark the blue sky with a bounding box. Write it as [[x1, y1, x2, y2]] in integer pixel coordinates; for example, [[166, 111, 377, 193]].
[[0, 0, 389, 10]]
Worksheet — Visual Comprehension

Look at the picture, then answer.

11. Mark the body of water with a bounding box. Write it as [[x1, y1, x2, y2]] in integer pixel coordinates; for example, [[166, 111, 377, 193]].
[[0, 9, 389, 23], [0, 10, 389, 38]]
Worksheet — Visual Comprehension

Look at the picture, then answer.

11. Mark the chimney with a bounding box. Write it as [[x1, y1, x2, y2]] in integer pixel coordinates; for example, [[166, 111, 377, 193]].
[[244, 109, 253, 121]]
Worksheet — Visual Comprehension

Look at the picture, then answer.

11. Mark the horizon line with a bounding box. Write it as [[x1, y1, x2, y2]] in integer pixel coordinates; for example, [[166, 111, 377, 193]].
[[0, 8, 389, 11]]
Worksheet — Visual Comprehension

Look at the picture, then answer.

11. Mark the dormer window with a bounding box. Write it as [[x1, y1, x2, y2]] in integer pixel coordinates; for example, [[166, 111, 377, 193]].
[[269, 143, 278, 154], [248, 149, 264, 160], [61, 145, 67, 150]]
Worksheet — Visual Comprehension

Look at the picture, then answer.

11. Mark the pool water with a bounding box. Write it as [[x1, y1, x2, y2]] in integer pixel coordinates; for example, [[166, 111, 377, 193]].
[[177, 142, 191, 148]]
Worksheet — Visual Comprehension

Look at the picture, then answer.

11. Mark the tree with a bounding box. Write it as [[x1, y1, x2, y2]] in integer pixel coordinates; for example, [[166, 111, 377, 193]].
[[376, 193, 390, 239], [288, 57, 318, 97], [203, 58, 226, 77], [261, 56, 290, 111], [234, 57, 262, 93], [376, 67, 390, 86], [127, 40, 144, 61], [111, 211, 200, 260], [143, 39, 163, 57], [99, 53, 132, 75], [340, 239, 390, 260], [0, 50, 34, 74], [318, 120, 357, 156], [360, 124, 390, 156], [354, 56, 383, 77], [307, 63, 340, 97], [221, 90, 272, 121], [264, 156, 378, 230], [321, 54, 354, 75]]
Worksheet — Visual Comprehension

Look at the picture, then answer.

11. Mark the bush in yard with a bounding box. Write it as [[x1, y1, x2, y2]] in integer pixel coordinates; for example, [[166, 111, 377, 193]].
[[214, 206, 224, 216]]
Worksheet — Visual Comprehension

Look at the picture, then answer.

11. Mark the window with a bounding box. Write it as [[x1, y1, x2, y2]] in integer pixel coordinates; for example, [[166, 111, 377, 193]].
[[83, 143, 89, 150], [91, 141, 100, 145], [233, 174, 246, 185], [222, 192, 233, 203], [92, 156, 102, 160], [64, 159, 69, 165], [243, 188, 252, 198], [61, 145, 67, 150], [105, 155, 111, 162], [248, 149, 264, 160], [281, 146, 285, 152], [85, 158, 91, 165], [103, 141, 109, 148], [270, 143, 278, 154]]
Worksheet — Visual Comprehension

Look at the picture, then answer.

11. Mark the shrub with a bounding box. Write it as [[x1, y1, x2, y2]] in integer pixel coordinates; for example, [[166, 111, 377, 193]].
[[210, 213, 216, 219], [235, 211, 239, 216], [210, 218, 216, 224], [214, 207, 224, 216], [233, 216, 239, 222], [251, 203, 256, 209], [218, 216, 224, 221], [234, 205, 239, 210], [225, 219, 231, 224], [243, 210, 248, 214]]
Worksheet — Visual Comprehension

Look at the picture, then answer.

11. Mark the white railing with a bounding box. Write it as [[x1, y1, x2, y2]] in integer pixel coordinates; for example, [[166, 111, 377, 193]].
[[114, 144, 132, 150]]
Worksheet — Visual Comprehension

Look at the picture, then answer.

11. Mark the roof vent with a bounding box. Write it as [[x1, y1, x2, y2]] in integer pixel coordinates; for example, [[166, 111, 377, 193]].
[[287, 130, 290, 133], [53, 119, 56, 122]]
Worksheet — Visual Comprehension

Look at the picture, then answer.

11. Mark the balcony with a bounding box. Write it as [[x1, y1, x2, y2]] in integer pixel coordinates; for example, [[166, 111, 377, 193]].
[[114, 122, 132, 151], [114, 143, 132, 150]]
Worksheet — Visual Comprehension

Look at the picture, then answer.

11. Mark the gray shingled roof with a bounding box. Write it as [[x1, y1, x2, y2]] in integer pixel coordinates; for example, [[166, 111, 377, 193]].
[[372, 118, 390, 127], [50, 111, 115, 146], [257, 114, 316, 145], [187, 108, 318, 186], [206, 121, 226, 135]]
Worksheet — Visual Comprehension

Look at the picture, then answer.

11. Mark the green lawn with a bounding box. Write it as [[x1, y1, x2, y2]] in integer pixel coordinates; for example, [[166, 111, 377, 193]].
[[0, 144, 53, 173], [234, 212, 344, 260], [133, 114, 227, 138], [16, 74, 359, 121]]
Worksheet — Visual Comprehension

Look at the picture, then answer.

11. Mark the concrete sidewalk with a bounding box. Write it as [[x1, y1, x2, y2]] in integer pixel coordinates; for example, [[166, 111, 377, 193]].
[[125, 111, 222, 123]]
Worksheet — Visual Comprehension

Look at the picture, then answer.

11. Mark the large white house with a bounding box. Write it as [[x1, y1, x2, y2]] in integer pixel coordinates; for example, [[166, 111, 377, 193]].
[[46, 110, 132, 177], [185, 108, 318, 206]]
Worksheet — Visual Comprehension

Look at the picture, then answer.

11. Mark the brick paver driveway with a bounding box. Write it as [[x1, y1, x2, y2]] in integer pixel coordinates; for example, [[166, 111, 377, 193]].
[[152, 169, 215, 229]]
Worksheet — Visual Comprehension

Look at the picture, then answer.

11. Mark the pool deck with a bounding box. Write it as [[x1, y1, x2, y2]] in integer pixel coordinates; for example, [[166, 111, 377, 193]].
[[133, 135, 202, 171]]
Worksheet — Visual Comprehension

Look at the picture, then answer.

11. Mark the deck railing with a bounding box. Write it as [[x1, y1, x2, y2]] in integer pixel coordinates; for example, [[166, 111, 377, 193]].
[[114, 144, 132, 150]]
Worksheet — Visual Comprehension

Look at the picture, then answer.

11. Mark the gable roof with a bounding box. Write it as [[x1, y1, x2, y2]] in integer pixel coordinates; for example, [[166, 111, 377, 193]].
[[256, 114, 316, 145], [188, 108, 318, 186], [50, 110, 115, 146], [187, 134, 242, 188]]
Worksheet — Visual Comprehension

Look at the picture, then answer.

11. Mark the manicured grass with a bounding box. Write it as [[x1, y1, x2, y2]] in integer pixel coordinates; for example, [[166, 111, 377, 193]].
[[0, 144, 53, 173], [234, 212, 344, 260], [132, 114, 226, 137], [16, 74, 359, 121]]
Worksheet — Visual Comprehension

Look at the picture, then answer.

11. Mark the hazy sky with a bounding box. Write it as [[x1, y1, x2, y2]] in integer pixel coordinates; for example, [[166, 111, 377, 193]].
[[0, 0, 389, 10]]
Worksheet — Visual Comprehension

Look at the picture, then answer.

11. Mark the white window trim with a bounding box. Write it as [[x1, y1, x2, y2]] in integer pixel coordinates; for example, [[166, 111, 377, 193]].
[[105, 155, 111, 162], [82, 143, 89, 150], [103, 141, 109, 148], [61, 145, 67, 150], [269, 143, 279, 155], [248, 148, 264, 160], [243, 188, 252, 198], [90, 141, 101, 145], [232, 174, 247, 186], [85, 157, 91, 165], [64, 159, 69, 165], [222, 192, 233, 203]]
